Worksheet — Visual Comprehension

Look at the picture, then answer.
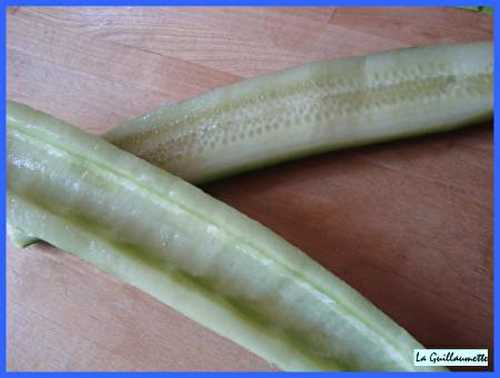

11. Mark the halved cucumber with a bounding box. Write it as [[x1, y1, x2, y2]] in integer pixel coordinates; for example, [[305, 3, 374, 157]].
[[10, 42, 493, 248], [106, 42, 492, 184], [8, 102, 444, 371]]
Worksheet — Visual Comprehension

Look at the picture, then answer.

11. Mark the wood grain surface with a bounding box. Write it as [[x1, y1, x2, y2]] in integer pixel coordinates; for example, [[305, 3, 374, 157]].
[[7, 7, 493, 371]]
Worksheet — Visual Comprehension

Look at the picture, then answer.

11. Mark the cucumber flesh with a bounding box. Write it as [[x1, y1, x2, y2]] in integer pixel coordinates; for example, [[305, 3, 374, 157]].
[[8, 102, 445, 371], [106, 42, 492, 184], [10, 42, 493, 248]]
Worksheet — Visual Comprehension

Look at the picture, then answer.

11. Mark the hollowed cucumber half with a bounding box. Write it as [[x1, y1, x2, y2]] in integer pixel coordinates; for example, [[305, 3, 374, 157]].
[[8, 102, 446, 371]]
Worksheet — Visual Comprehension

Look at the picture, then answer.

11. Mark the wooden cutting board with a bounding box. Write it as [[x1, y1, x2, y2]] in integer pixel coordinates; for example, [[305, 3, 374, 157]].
[[7, 7, 493, 371]]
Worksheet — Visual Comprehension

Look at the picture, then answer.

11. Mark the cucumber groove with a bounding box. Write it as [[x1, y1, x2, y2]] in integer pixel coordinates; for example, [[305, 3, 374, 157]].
[[8, 102, 444, 371]]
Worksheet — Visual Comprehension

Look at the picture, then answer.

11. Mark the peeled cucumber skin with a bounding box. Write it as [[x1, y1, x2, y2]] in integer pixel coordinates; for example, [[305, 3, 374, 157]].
[[105, 42, 492, 184], [8, 102, 445, 371]]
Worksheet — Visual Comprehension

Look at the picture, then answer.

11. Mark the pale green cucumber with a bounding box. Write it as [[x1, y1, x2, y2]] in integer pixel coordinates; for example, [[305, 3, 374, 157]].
[[11, 42, 493, 248], [8, 102, 444, 371], [106, 42, 493, 184]]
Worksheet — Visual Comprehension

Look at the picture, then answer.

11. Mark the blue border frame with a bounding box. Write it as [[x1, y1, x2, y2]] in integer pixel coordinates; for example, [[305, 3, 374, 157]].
[[0, 1, 495, 375], [1, 2, 5, 375], [0, 1, 497, 7]]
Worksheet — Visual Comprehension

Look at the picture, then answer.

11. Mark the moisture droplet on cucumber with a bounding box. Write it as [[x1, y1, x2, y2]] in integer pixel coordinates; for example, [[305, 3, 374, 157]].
[[106, 42, 492, 184], [8, 102, 445, 371]]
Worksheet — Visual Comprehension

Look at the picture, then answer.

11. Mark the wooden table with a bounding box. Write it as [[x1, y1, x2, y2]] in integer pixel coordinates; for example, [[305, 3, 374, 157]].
[[7, 7, 493, 371]]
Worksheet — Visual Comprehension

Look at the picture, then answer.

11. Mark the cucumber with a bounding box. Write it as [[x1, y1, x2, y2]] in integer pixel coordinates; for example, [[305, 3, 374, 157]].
[[8, 102, 445, 371], [10, 42, 493, 248], [106, 42, 492, 184]]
